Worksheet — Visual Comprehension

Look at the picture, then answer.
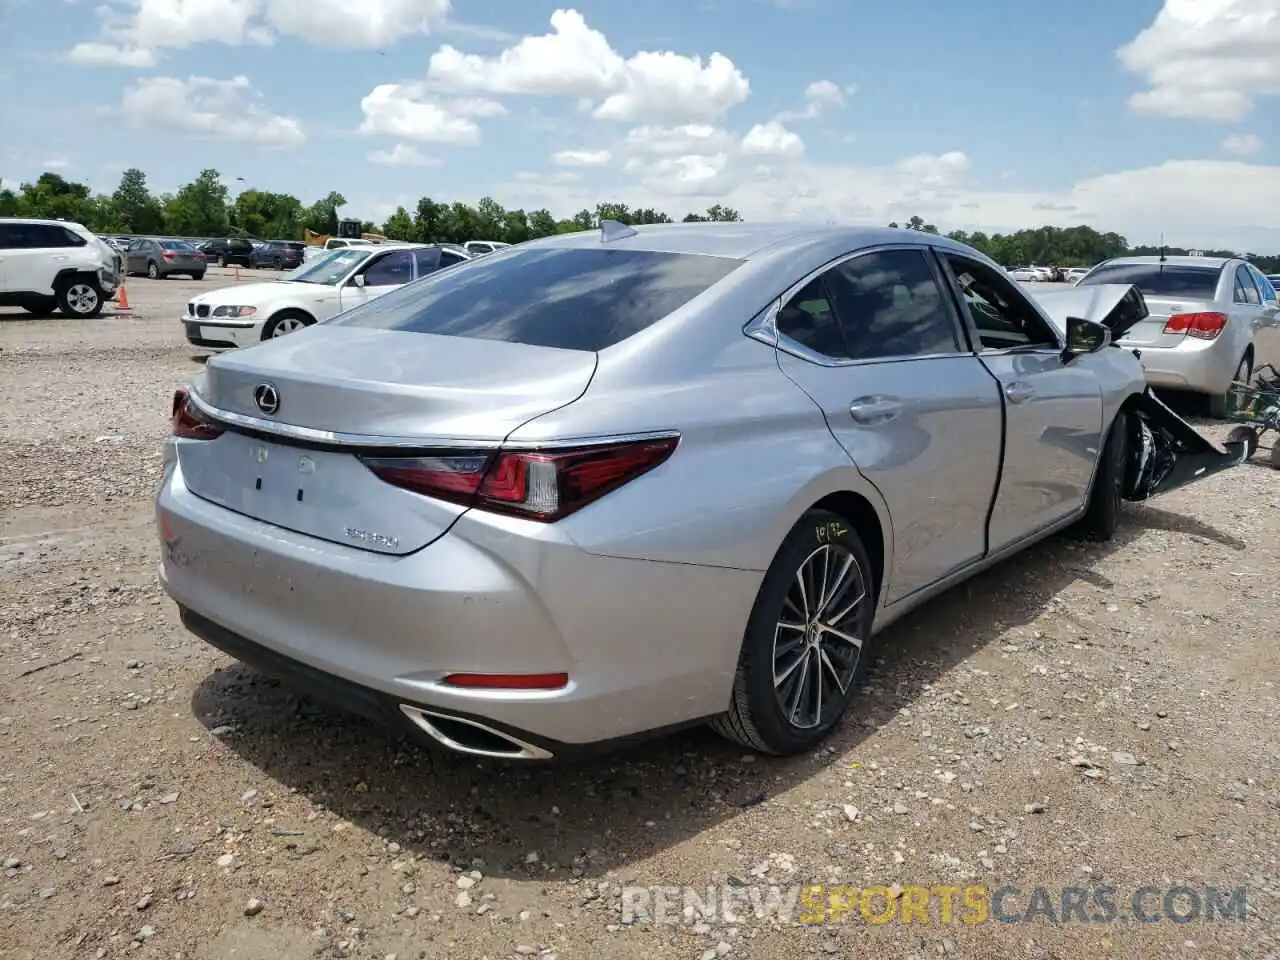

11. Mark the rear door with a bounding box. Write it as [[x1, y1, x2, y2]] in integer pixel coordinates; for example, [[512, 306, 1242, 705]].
[[936, 250, 1103, 549], [772, 245, 1004, 602]]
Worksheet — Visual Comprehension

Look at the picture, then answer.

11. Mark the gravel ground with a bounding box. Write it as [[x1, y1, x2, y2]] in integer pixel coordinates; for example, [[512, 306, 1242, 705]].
[[1, 275, 1278, 960]]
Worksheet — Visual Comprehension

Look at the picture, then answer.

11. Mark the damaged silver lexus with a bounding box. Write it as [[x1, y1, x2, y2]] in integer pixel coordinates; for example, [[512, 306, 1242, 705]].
[[157, 225, 1248, 762]]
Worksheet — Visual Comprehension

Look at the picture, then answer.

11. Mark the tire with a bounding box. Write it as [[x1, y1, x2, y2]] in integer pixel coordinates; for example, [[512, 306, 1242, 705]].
[[711, 509, 875, 756], [192, 272, 205, 281], [1207, 352, 1252, 419], [21, 296, 57, 317], [146, 262, 160, 280], [55, 277, 105, 318], [261, 310, 314, 340], [1080, 410, 1127, 541]]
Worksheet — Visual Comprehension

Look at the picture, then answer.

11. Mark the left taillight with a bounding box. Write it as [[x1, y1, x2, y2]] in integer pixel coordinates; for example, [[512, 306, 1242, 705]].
[[359, 436, 679, 522], [170, 388, 224, 440]]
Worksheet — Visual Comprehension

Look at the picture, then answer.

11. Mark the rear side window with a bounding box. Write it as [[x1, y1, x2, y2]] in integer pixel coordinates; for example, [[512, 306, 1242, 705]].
[[1079, 263, 1221, 299], [329, 248, 744, 352], [1234, 265, 1261, 305], [412, 247, 441, 276], [825, 250, 961, 359], [1253, 268, 1277, 304]]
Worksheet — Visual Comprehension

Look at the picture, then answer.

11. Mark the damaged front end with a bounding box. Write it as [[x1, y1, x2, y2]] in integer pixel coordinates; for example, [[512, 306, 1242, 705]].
[[1123, 388, 1251, 501]]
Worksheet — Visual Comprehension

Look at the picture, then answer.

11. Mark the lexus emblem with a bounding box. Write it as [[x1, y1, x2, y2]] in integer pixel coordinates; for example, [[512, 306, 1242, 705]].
[[253, 383, 280, 415]]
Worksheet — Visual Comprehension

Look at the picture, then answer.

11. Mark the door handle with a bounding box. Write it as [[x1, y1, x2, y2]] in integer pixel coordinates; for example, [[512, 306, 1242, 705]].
[[849, 396, 902, 425], [1004, 382, 1036, 404]]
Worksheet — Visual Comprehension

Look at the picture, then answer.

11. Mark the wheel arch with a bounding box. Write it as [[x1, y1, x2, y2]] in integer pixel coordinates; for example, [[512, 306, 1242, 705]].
[[809, 491, 886, 605], [52, 266, 100, 288]]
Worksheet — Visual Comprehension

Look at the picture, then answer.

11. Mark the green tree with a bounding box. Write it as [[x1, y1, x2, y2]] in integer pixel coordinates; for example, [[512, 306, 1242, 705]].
[[164, 169, 230, 237], [111, 168, 165, 234], [413, 197, 445, 242], [526, 208, 557, 238], [382, 206, 414, 240]]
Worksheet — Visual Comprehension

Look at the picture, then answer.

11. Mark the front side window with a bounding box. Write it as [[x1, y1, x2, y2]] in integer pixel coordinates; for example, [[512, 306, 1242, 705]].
[[942, 254, 1059, 349], [329, 247, 743, 352], [362, 250, 414, 287]]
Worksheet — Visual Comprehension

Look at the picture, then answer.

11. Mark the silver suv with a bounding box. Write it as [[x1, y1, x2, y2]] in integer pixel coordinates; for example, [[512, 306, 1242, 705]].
[[0, 218, 122, 317]]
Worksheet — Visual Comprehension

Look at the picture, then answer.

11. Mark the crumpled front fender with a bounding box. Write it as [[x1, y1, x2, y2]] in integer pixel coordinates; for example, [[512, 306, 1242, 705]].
[[1122, 388, 1250, 501]]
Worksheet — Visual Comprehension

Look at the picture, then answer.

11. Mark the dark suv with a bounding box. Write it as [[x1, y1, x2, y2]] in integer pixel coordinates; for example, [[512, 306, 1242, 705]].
[[250, 240, 305, 270], [198, 238, 255, 268]]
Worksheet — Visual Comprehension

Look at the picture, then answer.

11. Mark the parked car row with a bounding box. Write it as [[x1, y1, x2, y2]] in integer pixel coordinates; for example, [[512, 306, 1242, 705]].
[[158, 222, 1252, 762], [1006, 264, 1091, 282]]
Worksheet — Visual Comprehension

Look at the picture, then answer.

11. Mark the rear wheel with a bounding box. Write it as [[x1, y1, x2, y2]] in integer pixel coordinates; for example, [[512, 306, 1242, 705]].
[[261, 310, 313, 340], [1208, 352, 1252, 419], [146, 261, 160, 280], [711, 509, 874, 755], [1080, 410, 1127, 540], [191, 272, 205, 281]]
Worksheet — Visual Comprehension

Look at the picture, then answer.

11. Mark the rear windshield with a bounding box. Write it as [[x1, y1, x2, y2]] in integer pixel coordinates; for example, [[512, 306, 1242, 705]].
[[1078, 264, 1221, 299], [161, 240, 194, 250], [328, 247, 744, 351]]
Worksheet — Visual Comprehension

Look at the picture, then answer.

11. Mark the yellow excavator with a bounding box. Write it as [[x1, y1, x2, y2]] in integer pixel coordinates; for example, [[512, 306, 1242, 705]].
[[303, 218, 387, 247]]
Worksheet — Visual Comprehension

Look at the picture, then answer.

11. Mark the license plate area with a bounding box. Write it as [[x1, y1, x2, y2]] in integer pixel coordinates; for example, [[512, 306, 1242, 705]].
[[177, 431, 460, 555]]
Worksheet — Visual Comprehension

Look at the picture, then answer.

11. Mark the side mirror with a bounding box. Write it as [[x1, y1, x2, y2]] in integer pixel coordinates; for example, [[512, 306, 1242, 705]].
[[1063, 316, 1110, 360], [351, 274, 366, 288]]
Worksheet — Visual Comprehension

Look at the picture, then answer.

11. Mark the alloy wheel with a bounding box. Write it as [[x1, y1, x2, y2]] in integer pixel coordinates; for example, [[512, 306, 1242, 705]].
[[271, 316, 307, 337], [64, 283, 100, 315], [772, 544, 867, 729]]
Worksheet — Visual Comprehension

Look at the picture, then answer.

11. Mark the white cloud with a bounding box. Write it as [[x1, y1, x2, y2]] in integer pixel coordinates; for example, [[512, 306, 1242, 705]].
[[367, 143, 441, 167], [741, 120, 803, 157], [776, 78, 853, 121], [1221, 133, 1262, 156], [263, 0, 450, 48], [42, 158, 70, 170], [894, 150, 971, 186], [623, 124, 734, 156], [552, 149, 612, 167], [119, 74, 304, 147], [359, 83, 500, 144], [65, 0, 452, 63], [427, 8, 749, 123], [64, 41, 157, 67], [1118, 0, 1280, 121]]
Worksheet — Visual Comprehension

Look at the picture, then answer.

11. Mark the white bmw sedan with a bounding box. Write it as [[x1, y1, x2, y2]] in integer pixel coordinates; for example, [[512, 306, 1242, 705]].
[[182, 244, 471, 350]]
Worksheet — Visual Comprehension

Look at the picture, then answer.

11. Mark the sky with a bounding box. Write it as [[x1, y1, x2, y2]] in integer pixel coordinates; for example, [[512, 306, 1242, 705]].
[[1, 0, 1278, 250]]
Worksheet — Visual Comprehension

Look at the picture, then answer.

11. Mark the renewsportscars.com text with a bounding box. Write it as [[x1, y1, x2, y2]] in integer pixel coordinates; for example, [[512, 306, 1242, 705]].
[[620, 884, 1249, 926]]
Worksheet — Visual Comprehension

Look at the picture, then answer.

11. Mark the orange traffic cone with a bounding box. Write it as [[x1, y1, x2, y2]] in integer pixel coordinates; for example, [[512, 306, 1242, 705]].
[[115, 283, 131, 313]]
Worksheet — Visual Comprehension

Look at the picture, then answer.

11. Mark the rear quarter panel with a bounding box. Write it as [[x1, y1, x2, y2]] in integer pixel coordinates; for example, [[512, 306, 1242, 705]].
[[506, 337, 893, 575]]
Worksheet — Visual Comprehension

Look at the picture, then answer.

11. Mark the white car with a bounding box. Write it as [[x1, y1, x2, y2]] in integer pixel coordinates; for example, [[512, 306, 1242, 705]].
[[1065, 267, 1090, 284], [0, 217, 122, 317], [181, 243, 470, 350], [1009, 266, 1051, 282], [463, 240, 511, 257]]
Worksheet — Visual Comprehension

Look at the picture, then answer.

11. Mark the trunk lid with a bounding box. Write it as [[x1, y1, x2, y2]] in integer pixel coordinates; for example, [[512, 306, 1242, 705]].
[[1117, 295, 1216, 347], [178, 326, 598, 555]]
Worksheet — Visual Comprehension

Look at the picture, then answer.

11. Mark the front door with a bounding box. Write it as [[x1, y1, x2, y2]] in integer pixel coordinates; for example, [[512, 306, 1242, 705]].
[[935, 251, 1103, 551], [339, 249, 414, 314], [772, 245, 1004, 602]]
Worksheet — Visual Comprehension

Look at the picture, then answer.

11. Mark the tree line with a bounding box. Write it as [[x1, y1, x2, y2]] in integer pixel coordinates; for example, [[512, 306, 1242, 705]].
[[3, 168, 1276, 273]]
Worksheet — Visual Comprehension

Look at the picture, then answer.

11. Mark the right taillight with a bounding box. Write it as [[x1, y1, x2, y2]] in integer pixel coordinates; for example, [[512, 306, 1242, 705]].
[[170, 388, 224, 440], [359, 436, 679, 522], [1163, 311, 1226, 340]]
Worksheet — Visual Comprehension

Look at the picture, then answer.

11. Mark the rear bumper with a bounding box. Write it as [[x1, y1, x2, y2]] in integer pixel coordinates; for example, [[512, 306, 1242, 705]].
[[1123, 336, 1243, 395], [156, 455, 758, 754]]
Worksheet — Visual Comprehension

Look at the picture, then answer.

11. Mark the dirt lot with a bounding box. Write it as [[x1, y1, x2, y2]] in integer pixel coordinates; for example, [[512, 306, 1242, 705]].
[[1, 273, 1278, 960]]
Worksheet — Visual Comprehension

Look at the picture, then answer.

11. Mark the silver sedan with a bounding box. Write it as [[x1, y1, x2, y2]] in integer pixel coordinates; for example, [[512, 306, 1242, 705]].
[[156, 224, 1246, 760], [1077, 256, 1280, 416]]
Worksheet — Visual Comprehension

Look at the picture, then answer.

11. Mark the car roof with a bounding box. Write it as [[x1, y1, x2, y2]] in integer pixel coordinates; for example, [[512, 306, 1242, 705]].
[[520, 222, 975, 261], [1098, 255, 1232, 268]]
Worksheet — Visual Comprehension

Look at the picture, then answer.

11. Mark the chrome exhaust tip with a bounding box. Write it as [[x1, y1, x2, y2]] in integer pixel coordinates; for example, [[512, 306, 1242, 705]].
[[398, 705, 553, 761]]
